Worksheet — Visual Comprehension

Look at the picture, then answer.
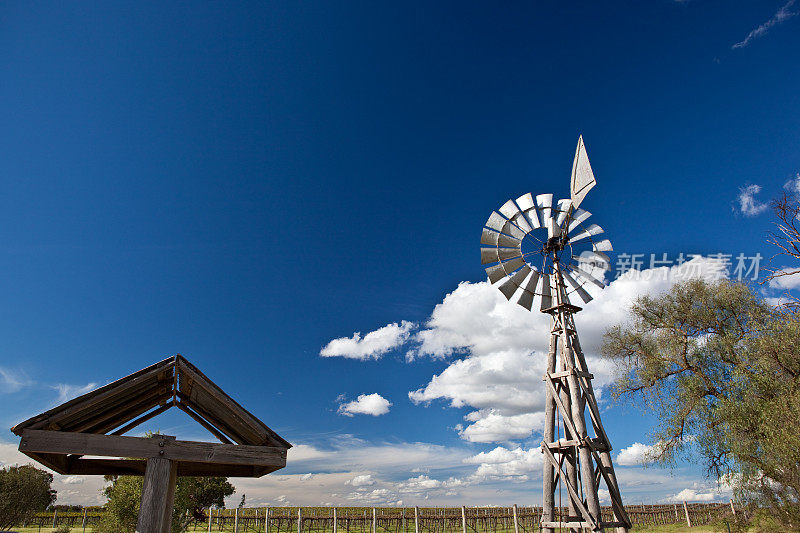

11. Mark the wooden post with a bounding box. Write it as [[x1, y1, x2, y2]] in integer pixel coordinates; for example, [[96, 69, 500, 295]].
[[52, 509, 58, 529], [673, 504, 679, 522], [414, 506, 419, 533], [234, 507, 240, 533], [298, 507, 303, 533], [729, 499, 736, 517], [372, 508, 377, 533], [682, 501, 692, 528], [266, 507, 271, 533], [461, 506, 467, 533], [136, 455, 178, 533], [82, 507, 87, 532], [208, 508, 213, 533], [402, 508, 406, 533], [512, 505, 519, 533], [332, 507, 337, 533]]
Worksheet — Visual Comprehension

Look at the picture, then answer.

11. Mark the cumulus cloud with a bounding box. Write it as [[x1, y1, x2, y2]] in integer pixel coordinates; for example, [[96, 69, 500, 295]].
[[409, 256, 726, 443], [346, 474, 376, 487], [321, 321, 415, 360], [464, 446, 543, 482], [338, 393, 392, 417], [732, 0, 797, 49], [736, 185, 769, 216], [616, 442, 658, 466]]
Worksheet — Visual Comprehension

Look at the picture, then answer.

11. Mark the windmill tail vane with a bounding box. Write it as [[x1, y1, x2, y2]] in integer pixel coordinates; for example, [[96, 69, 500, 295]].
[[480, 136, 630, 532]]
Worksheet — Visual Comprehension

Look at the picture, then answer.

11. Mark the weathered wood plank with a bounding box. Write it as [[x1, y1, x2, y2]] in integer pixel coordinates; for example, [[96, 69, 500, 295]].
[[20, 430, 287, 467], [12, 358, 174, 434], [137, 457, 177, 533]]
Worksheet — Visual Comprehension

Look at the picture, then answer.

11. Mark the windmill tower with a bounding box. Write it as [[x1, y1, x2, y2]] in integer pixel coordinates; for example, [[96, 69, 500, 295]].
[[480, 137, 630, 532]]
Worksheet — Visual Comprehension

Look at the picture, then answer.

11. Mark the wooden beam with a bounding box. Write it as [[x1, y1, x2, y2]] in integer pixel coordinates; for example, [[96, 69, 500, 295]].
[[20, 429, 287, 467], [20, 451, 71, 474], [111, 401, 174, 436], [176, 401, 232, 444]]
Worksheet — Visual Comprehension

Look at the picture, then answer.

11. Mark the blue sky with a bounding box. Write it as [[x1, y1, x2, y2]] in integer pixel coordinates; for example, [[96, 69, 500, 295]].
[[1, 0, 799, 507]]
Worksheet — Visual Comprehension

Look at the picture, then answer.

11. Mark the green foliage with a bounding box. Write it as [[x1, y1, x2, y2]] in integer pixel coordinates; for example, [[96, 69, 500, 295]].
[[96, 474, 235, 533], [54, 525, 72, 533], [0, 464, 57, 531], [602, 278, 800, 530]]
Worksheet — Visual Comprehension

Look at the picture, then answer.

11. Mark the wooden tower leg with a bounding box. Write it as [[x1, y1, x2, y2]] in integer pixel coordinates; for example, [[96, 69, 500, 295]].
[[137, 456, 178, 533], [541, 326, 558, 533]]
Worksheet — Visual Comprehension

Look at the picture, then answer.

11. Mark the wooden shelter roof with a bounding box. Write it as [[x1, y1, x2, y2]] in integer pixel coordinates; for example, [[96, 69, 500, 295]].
[[11, 355, 291, 468]]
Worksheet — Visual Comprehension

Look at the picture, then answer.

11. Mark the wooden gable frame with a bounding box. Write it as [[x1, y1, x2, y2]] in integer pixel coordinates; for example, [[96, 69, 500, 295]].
[[11, 355, 291, 477]]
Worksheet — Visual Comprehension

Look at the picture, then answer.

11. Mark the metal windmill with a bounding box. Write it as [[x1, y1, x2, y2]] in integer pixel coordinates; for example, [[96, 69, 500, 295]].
[[480, 137, 631, 533]]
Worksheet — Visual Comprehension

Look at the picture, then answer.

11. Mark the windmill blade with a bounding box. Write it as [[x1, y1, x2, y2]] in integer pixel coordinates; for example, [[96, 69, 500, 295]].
[[515, 193, 535, 211], [511, 212, 532, 233], [524, 207, 541, 229], [480, 228, 500, 246], [501, 257, 526, 274], [481, 228, 523, 248], [485, 263, 508, 284], [570, 135, 596, 210], [555, 198, 573, 228], [539, 273, 553, 311], [593, 239, 613, 252], [546, 215, 562, 240], [516, 269, 540, 311], [571, 264, 606, 289], [499, 265, 531, 300], [566, 209, 591, 234], [568, 223, 604, 244], [480, 247, 499, 265], [502, 220, 527, 240], [485, 256, 526, 284], [484, 212, 508, 233], [536, 193, 553, 217], [562, 269, 593, 304], [481, 247, 522, 264], [498, 199, 522, 220]]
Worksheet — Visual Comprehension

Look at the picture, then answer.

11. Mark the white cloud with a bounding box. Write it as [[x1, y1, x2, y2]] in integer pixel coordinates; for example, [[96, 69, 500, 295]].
[[346, 474, 376, 487], [784, 174, 800, 194], [668, 487, 723, 503], [300, 473, 314, 481], [0, 368, 32, 393], [464, 446, 543, 482], [53, 383, 97, 404], [736, 184, 769, 216], [408, 257, 726, 443], [768, 268, 800, 290], [61, 476, 85, 485], [732, 0, 797, 49], [338, 393, 392, 417], [321, 321, 416, 360], [616, 442, 657, 466]]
